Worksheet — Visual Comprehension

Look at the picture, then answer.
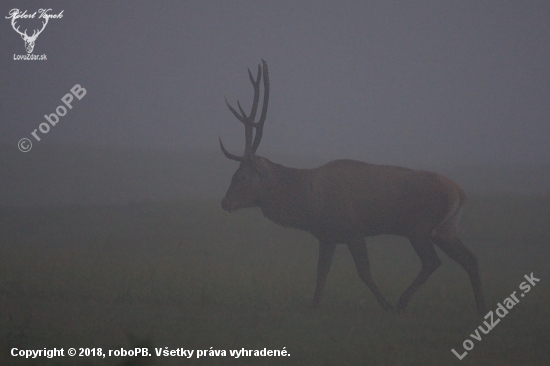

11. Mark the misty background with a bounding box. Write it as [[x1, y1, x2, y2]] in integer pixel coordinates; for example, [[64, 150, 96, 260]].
[[1, 1, 549, 206]]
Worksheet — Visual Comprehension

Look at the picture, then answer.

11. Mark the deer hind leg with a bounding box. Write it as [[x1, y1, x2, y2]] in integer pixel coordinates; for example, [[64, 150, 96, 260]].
[[311, 241, 337, 308], [397, 235, 442, 312], [433, 208, 487, 316], [432, 236, 487, 316], [348, 238, 393, 310]]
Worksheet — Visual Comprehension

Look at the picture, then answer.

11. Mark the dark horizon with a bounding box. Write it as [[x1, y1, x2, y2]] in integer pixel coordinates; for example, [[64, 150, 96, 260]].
[[1, 143, 549, 207]]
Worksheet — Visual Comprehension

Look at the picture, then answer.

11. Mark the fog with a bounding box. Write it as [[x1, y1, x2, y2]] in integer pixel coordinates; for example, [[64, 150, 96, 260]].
[[1, 1, 549, 169], [1, 3, 550, 364]]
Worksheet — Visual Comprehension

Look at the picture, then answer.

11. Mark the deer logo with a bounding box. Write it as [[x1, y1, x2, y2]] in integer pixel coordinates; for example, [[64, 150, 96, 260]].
[[6, 9, 62, 54]]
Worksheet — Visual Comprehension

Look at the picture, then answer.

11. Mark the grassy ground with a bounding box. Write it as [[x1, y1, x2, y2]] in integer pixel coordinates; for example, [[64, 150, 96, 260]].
[[0, 196, 549, 365]]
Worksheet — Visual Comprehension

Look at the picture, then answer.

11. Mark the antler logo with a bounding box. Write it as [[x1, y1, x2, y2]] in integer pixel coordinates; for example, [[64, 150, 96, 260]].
[[6, 8, 63, 54]]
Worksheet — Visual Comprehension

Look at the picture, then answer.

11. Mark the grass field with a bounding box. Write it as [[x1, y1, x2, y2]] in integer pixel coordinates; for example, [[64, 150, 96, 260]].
[[0, 196, 549, 365]]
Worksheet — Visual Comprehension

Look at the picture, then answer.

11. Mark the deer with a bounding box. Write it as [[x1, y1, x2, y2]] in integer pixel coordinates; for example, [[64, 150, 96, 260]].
[[219, 60, 487, 316]]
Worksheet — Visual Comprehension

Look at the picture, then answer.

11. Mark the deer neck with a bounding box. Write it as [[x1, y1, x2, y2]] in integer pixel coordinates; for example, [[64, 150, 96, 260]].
[[258, 163, 313, 231]]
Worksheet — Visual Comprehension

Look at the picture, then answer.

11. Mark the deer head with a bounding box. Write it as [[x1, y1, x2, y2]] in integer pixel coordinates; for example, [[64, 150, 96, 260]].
[[219, 60, 271, 212], [11, 16, 48, 53]]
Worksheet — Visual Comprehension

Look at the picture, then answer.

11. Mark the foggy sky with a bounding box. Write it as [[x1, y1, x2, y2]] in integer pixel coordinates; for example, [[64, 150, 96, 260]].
[[1, 1, 549, 167]]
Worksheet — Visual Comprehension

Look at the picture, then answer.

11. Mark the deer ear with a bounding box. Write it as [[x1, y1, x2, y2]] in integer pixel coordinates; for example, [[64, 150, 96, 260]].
[[251, 156, 274, 183]]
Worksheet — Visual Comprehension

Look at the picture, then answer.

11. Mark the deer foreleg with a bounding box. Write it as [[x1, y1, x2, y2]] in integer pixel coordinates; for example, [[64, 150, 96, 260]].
[[348, 238, 393, 310], [311, 241, 337, 308]]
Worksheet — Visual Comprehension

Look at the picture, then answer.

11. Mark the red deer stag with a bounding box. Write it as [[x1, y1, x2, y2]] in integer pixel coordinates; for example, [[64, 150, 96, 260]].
[[219, 60, 487, 316]]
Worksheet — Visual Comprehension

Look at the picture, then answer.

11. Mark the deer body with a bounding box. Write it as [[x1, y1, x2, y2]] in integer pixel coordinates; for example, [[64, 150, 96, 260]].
[[219, 60, 487, 315], [227, 158, 457, 239]]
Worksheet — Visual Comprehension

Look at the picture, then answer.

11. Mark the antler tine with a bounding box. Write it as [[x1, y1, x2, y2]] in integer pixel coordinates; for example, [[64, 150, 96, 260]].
[[236, 101, 248, 122], [224, 96, 246, 124], [250, 59, 269, 154], [247, 64, 262, 124], [219, 138, 244, 162], [243, 64, 262, 157]]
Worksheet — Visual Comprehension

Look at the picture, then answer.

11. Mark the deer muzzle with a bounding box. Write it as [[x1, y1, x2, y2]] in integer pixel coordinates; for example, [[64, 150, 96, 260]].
[[221, 197, 233, 212]]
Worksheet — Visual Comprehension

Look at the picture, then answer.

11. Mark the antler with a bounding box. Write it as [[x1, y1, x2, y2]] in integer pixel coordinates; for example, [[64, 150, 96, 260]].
[[219, 59, 270, 162]]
